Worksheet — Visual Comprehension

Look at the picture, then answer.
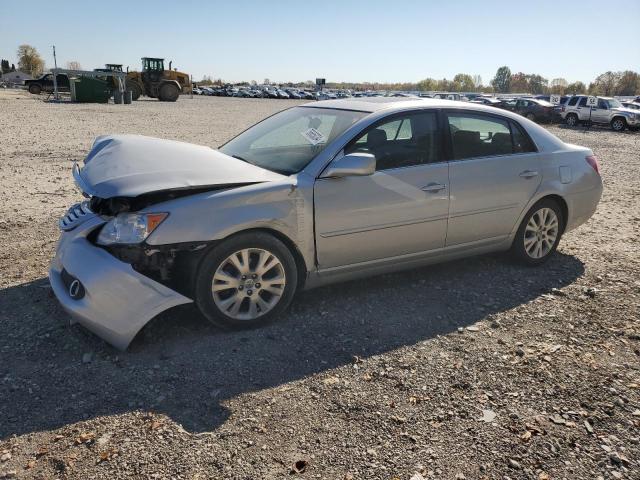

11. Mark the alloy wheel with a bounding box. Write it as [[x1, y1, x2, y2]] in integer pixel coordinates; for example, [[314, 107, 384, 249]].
[[612, 119, 624, 131], [523, 207, 559, 259], [211, 248, 286, 320]]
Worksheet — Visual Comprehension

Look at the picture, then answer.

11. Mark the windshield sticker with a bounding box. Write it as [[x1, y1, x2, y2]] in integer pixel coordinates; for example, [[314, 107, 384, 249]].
[[301, 128, 326, 145]]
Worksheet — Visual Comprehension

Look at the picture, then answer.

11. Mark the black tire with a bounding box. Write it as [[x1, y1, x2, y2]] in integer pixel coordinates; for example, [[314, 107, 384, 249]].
[[127, 80, 142, 100], [511, 198, 564, 266], [565, 113, 578, 127], [526, 112, 536, 121], [28, 83, 42, 95], [158, 83, 179, 102], [194, 232, 298, 329], [611, 117, 627, 132]]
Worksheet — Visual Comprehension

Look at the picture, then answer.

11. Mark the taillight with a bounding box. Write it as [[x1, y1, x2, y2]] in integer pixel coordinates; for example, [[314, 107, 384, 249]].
[[586, 155, 600, 175]]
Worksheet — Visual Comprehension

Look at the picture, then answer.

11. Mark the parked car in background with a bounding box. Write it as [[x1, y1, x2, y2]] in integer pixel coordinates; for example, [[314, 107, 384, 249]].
[[621, 101, 640, 111], [285, 89, 303, 99], [192, 87, 203, 95], [25, 73, 70, 94], [508, 98, 559, 123], [561, 95, 640, 131], [50, 98, 602, 349], [470, 97, 502, 107]]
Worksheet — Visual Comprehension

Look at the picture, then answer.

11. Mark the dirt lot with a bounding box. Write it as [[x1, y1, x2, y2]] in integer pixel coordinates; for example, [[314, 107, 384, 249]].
[[0, 90, 638, 480]]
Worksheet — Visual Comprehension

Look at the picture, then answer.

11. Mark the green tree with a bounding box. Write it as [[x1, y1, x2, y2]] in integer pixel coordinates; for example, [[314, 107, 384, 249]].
[[17, 44, 44, 77], [417, 78, 437, 91], [565, 81, 586, 94], [491, 66, 511, 93], [1, 59, 10, 74], [510, 72, 528, 92], [452, 73, 475, 92], [615, 71, 640, 96], [526, 74, 548, 94]]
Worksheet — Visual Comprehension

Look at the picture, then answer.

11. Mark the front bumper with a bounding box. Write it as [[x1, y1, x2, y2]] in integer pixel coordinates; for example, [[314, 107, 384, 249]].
[[49, 216, 192, 350]]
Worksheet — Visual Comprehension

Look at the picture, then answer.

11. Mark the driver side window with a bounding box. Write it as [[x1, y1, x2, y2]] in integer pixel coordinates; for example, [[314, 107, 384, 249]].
[[344, 111, 440, 171]]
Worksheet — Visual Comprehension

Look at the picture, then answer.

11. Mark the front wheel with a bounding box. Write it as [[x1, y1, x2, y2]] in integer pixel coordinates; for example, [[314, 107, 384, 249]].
[[526, 112, 536, 121], [511, 199, 564, 265], [194, 232, 298, 329], [611, 117, 627, 132]]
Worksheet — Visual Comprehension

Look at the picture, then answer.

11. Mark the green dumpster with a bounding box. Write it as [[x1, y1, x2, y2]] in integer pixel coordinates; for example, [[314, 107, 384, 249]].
[[71, 76, 112, 103]]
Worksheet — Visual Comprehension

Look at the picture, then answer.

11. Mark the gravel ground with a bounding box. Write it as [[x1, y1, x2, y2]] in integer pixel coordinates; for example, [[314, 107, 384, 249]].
[[0, 90, 638, 480]]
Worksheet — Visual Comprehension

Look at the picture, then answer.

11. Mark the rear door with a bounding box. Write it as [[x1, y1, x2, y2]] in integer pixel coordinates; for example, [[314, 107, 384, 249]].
[[445, 111, 541, 246]]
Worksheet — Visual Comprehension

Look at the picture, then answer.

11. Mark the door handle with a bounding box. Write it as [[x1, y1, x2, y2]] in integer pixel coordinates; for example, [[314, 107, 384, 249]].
[[519, 170, 539, 179], [421, 182, 446, 192]]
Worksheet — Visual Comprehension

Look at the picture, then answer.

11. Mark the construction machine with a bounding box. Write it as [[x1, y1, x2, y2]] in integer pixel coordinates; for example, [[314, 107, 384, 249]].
[[125, 58, 191, 102]]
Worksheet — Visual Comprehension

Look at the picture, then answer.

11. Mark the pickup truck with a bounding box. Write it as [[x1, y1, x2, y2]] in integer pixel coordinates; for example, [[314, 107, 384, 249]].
[[25, 73, 70, 95]]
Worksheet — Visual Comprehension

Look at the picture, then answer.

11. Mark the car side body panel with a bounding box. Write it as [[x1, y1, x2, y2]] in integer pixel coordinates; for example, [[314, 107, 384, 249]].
[[49, 98, 603, 349]]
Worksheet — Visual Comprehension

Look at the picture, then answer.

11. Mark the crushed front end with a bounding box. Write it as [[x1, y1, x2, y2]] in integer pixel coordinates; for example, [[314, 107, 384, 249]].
[[49, 201, 193, 350]]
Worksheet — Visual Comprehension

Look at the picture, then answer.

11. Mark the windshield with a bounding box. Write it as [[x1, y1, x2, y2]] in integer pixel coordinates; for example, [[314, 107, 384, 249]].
[[220, 107, 367, 174], [606, 99, 622, 108]]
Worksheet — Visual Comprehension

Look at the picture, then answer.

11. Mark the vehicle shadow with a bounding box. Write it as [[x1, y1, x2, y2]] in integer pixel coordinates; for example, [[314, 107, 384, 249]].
[[0, 252, 584, 437]]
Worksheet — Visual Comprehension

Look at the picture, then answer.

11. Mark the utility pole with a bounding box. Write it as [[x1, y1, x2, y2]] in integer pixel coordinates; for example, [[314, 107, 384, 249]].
[[52, 45, 59, 101]]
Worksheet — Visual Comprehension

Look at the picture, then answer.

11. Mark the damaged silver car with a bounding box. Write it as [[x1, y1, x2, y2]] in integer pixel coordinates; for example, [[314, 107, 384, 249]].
[[50, 98, 603, 349]]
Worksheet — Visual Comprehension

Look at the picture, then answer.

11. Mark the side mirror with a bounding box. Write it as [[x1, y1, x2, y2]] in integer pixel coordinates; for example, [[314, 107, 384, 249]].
[[322, 153, 376, 178]]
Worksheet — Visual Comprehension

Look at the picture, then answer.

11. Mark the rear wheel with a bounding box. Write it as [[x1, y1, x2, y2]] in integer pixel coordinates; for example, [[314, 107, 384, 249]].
[[611, 117, 626, 132], [28, 84, 42, 95], [127, 80, 142, 100], [195, 232, 298, 329], [565, 113, 578, 127], [511, 199, 564, 265], [526, 112, 536, 121], [158, 83, 179, 102]]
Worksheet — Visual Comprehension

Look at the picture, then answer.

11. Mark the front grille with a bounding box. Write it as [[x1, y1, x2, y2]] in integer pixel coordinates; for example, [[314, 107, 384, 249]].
[[59, 200, 94, 231]]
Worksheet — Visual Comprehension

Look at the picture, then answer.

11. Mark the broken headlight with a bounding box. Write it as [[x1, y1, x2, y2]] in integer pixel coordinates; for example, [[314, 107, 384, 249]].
[[97, 213, 168, 245]]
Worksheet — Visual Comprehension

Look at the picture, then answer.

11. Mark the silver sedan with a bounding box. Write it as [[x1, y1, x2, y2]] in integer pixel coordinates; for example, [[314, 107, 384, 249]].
[[50, 98, 603, 349]]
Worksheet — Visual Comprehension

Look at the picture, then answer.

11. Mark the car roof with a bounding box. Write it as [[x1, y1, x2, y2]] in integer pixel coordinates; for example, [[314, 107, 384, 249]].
[[303, 97, 532, 115], [302, 97, 474, 113]]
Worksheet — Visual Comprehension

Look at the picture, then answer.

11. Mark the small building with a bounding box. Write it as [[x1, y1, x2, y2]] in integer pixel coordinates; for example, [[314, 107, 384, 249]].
[[0, 70, 33, 86]]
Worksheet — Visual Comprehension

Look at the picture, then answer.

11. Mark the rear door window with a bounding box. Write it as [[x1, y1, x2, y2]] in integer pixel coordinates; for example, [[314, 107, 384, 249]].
[[567, 97, 578, 106], [447, 113, 513, 160], [510, 121, 537, 153], [578, 97, 589, 107]]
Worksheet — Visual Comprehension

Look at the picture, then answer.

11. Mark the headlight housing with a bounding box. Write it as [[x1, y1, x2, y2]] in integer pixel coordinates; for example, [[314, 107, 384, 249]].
[[97, 212, 168, 245]]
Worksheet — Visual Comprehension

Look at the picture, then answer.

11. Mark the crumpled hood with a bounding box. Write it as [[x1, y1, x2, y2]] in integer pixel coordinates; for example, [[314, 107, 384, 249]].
[[75, 134, 285, 198]]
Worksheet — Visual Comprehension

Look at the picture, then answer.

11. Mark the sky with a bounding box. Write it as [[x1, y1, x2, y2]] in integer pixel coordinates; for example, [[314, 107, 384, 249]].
[[1, 0, 639, 85]]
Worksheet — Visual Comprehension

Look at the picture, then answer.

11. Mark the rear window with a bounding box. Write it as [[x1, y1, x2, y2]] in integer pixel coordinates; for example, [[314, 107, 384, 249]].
[[447, 113, 513, 160], [511, 121, 537, 153]]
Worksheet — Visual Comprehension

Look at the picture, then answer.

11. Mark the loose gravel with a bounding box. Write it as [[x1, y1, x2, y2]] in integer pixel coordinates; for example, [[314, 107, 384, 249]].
[[0, 90, 638, 480]]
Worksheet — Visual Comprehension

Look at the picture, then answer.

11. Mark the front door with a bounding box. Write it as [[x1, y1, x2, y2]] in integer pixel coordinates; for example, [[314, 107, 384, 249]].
[[591, 98, 610, 123], [445, 111, 542, 246], [314, 111, 450, 268]]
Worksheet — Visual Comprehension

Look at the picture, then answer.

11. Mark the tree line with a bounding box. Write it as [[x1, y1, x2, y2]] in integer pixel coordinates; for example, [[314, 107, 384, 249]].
[[5, 45, 639, 96]]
